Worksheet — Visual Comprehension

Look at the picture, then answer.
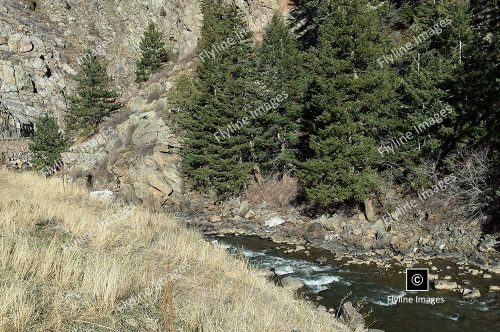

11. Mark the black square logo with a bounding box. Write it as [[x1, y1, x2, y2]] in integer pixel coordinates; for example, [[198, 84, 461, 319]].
[[406, 268, 429, 291]]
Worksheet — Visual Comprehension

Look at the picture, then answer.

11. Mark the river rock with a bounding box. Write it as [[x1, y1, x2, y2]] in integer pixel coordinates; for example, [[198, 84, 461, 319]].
[[488, 285, 500, 292], [434, 280, 458, 290], [462, 288, 481, 299], [280, 276, 304, 292], [316, 256, 328, 264], [483, 274, 492, 279], [487, 266, 500, 274], [467, 268, 480, 275], [478, 237, 496, 252]]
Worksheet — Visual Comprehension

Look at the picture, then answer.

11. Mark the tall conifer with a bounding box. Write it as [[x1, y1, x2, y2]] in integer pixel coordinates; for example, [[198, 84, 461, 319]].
[[249, 15, 305, 176], [179, 0, 254, 199], [298, 0, 401, 208]]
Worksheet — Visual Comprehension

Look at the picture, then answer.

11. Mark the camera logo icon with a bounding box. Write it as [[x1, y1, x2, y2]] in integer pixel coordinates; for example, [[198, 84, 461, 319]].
[[405, 268, 429, 291]]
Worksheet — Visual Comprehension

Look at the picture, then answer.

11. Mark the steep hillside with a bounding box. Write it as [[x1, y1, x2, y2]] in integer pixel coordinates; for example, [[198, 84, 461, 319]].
[[0, 169, 352, 332], [0, 0, 291, 135], [0, 0, 293, 205]]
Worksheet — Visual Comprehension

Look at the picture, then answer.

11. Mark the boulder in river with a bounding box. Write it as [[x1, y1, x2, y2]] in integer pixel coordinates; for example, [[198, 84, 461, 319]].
[[462, 288, 481, 299], [488, 285, 500, 292], [434, 280, 458, 290], [316, 256, 328, 264]]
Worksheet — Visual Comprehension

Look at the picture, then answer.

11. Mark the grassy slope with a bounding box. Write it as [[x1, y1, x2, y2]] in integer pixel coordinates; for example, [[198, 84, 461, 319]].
[[0, 169, 350, 332]]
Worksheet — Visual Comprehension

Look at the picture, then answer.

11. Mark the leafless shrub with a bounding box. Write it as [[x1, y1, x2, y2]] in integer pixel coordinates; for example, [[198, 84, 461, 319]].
[[416, 149, 492, 224], [244, 174, 299, 209], [444, 149, 492, 222]]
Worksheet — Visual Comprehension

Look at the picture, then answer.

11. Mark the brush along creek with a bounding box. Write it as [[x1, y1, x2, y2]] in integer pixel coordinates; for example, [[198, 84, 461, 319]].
[[205, 234, 499, 332]]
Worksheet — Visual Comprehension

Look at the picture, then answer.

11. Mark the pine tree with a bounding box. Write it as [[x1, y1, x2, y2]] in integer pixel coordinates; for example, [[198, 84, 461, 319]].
[[248, 15, 306, 176], [68, 51, 120, 133], [393, 0, 473, 187], [178, 0, 254, 199], [298, 0, 402, 208], [30, 114, 67, 171], [136, 22, 169, 82]]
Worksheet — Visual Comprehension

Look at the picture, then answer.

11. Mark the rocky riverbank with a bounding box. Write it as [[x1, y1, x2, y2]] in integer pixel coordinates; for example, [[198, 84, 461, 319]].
[[180, 196, 500, 299]]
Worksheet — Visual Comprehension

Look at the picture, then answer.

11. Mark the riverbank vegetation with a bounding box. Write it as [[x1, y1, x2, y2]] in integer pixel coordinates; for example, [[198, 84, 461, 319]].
[[0, 169, 350, 331]]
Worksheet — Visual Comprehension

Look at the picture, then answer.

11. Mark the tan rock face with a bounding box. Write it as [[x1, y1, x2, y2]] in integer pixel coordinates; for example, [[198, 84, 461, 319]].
[[65, 108, 183, 210]]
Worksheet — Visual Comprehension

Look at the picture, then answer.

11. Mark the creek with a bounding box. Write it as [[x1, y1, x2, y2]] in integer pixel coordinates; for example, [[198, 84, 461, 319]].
[[213, 235, 499, 332]]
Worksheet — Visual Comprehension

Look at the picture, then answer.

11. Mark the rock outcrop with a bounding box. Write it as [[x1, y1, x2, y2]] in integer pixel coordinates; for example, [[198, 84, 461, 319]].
[[63, 106, 183, 209]]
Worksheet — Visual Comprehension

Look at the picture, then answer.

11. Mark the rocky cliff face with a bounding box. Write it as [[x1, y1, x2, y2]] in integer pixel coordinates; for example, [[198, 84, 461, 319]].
[[0, 2, 70, 137], [0, 0, 291, 206]]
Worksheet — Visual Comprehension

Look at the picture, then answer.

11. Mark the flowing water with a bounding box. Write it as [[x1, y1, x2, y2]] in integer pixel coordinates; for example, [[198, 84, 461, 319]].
[[212, 235, 500, 332]]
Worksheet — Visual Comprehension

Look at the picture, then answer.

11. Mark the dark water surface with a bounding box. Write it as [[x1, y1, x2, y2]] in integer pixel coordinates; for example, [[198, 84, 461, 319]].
[[213, 235, 500, 332]]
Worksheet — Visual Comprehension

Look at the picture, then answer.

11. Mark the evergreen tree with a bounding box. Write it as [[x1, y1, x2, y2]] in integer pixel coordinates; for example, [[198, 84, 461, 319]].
[[248, 15, 306, 176], [394, 0, 473, 186], [136, 22, 169, 82], [399, 0, 471, 166], [178, 0, 254, 199], [298, 0, 402, 208], [68, 51, 120, 133], [30, 114, 67, 171]]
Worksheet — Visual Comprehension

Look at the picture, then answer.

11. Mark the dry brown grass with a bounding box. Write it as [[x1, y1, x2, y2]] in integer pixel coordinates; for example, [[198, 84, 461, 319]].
[[0, 169, 349, 332]]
